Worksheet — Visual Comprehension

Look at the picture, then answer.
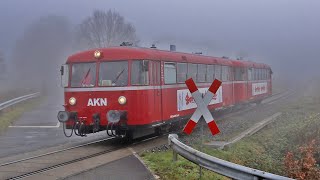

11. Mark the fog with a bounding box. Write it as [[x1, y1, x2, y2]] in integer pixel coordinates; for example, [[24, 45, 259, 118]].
[[0, 0, 319, 92]]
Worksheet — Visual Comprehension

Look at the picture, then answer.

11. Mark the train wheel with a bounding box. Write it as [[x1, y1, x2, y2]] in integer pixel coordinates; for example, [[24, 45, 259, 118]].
[[120, 130, 133, 144], [256, 99, 263, 105]]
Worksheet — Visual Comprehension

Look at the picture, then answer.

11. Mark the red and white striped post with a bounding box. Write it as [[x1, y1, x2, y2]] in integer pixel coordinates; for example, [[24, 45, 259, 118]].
[[183, 78, 222, 136]]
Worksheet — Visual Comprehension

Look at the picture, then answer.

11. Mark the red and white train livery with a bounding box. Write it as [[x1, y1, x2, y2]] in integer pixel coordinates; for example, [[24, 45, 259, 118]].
[[57, 47, 272, 139]]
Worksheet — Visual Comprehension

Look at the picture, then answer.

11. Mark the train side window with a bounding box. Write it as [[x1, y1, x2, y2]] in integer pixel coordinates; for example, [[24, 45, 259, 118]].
[[259, 69, 263, 80], [234, 67, 243, 81], [248, 68, 252, 81], [150, 61, 160, 85], [164, 62, 177, 84], [222, 66, 228, 81], [229, 66, 233, 81], [131, 60, 149, 85], [254, 68, 258, 80], [197, 64, 206, 82], [263, 69, 266, 80], [177, 63, 187, 83], [187, 63, 197, 80], [206, 65, 214, 82], [215, 65, 221, 81]]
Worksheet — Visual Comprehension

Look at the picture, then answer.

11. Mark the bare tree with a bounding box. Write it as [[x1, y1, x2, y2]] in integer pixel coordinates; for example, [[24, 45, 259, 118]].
[[75, 9, 138, 49]]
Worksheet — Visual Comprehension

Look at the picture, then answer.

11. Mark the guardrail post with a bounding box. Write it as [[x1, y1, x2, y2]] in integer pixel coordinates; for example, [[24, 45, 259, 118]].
[[168, 134, 179, 162], [173, 150, 178, 162]]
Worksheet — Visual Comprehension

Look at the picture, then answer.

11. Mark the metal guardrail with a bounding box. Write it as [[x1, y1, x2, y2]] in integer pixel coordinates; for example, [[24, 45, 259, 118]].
[[0, 92, 40, 111], [168, 134, 293, 180]]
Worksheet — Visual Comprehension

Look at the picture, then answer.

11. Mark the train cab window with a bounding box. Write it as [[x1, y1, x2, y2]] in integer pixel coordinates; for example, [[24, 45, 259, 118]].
[[214, 65, 221, 81], [164, 62, 177, 84], [187, 63, 197, 80], [206, 65, 214, 82], [177, 63, 187, 83], [131, 60, 149, 85], [71, 63, 96, 87], [99, 61, 128, 86], [197, 64, 206, 82]]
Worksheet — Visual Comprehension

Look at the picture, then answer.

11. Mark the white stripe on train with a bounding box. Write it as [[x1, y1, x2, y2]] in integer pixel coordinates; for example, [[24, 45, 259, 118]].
[[64, 80, 269, 92]]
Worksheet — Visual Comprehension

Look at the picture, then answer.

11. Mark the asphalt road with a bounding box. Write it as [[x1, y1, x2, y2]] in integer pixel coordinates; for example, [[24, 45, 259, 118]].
[[64, 155, 154, 180], [0, 88, 299, 179], [0, 94, 109, 158]]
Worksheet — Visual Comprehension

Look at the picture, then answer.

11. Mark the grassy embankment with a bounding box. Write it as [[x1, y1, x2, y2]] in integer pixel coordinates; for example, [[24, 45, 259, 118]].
[[0, 96, 43, 133], [141, 95, 320, 179]]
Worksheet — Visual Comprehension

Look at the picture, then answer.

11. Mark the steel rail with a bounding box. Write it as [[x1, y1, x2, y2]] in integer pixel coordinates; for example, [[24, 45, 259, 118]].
[[0, 137, 115, 167], [168, 134, 293, 180], [4, 133, 170, 179], [0, 92, 40, 111]]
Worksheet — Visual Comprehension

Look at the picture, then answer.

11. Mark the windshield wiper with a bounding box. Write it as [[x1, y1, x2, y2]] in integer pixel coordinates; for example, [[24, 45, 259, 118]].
[[81, 68, 91, 85], [112, 68, 126, 84]]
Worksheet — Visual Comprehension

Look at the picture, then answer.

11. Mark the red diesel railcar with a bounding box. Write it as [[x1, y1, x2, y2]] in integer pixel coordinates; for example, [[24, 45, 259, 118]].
[[57, 46, 272, 139]]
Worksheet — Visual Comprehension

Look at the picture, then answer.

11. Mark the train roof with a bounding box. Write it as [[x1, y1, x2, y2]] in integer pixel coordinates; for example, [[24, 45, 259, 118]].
[[67, 47, 270, 69]]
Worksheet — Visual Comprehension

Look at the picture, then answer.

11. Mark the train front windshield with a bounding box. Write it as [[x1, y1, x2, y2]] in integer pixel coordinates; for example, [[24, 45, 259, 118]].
[[71, 63, 96, 87], [99, 61, 128, 86]]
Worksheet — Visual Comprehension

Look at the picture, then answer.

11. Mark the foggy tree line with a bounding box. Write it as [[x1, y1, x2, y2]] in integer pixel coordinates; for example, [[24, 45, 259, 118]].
[[10, 9, 138, 91]]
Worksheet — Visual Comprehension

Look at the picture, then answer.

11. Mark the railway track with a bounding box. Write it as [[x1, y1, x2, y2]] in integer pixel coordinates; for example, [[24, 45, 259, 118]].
[[214, 90, 292, 120], [0, 133, 168, 180], [0, 90, 292, 180], [0, 137, 116, 179]]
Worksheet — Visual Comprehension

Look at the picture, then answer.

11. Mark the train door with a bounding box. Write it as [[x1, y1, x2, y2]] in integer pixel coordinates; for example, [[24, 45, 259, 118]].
[[247, 68, 253, 99], [149, 61, 162, 123], [234, 67, 247, 103]]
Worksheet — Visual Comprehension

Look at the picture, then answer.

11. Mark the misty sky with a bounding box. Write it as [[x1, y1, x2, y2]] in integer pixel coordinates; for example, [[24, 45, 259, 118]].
[[1, 0, 319, 81]]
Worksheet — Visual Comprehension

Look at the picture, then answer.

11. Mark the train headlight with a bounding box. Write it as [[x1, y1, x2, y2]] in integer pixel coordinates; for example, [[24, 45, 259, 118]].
[[94, 50, 102, 59], [118, 96, 126, 105], [69, 97, 76, 106]]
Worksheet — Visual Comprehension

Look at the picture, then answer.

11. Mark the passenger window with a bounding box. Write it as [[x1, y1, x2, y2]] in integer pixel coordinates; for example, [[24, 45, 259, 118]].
[[229, 67, 233, 81], [131, 60, 149, 85], [197, 64, 206, 82], [187, 63, 197, 80], [206, 65, 214, 82], [254, 68, 259, 80], [214, 65, 221, 81], [234, 68, 243, 81], [164, 62, 177, 84], [177, 63, 187, 83], [150, 61, 160, 85], [222, 66, 228, 81], [248, 68, 253, 81]]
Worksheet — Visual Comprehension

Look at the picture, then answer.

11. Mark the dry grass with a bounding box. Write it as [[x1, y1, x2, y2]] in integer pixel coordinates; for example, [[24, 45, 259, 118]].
[[0, 97, 43, 133]]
